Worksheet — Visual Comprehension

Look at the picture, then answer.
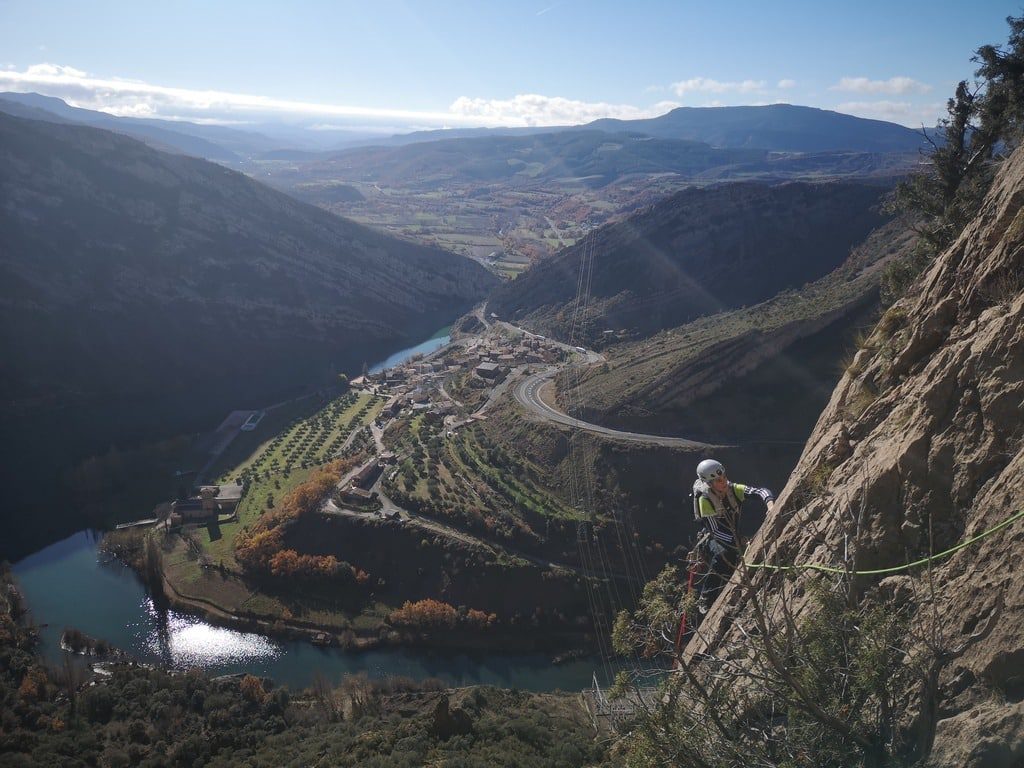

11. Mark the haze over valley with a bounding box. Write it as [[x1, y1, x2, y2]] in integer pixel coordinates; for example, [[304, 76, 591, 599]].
[[2, 5, 1023, 767]]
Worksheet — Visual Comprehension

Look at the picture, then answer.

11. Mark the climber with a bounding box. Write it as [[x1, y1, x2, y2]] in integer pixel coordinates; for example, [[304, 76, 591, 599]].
[[692, 458, 774, 612]]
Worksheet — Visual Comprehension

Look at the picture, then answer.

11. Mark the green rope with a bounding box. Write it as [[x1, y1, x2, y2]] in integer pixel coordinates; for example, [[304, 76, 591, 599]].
[[744, 509, 1024, 576]]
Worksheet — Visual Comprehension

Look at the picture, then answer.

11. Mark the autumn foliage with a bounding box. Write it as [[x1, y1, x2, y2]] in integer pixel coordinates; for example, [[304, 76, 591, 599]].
[[268, 549, 346, 580], [239, 674, 268, 704], [235, 459, 368, 585], [17, 666, 48, 702], [389, 599, 496, 630]]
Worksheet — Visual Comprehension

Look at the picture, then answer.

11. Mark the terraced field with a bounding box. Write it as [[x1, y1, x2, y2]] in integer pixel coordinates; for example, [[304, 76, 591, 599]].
[[382, 411, 579, 554], [219, 392, 385, 484], [160, 391, 387, 622], [174, 391, 386, 568]]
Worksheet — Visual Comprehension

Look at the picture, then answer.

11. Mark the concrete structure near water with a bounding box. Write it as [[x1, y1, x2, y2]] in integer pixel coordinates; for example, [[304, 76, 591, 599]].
[[170, 484, 243, 525]]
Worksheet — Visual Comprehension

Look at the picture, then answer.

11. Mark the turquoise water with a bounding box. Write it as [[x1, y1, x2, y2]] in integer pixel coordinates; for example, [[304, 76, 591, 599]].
[[369, 325, 451, 374], [11, 325, 596, 692], [12, 531, 594, 692]]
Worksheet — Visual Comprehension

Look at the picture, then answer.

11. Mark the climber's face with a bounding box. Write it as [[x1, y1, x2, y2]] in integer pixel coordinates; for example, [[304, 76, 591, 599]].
[[710, 475, 728, 494]]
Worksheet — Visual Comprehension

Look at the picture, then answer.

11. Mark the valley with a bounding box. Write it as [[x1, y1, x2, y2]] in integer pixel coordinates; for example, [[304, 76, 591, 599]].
[[242, 108, 920, 271], [145, 316, 687, 654], [3, 7, 1023, 766]]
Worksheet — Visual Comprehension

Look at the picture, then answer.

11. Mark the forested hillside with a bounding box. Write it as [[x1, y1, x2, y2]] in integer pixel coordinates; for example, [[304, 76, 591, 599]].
[[0, 111, 494, 558]]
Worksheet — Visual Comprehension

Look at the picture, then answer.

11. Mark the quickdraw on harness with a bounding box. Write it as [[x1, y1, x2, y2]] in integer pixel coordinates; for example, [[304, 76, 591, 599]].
[[674, 531, 711, 654]]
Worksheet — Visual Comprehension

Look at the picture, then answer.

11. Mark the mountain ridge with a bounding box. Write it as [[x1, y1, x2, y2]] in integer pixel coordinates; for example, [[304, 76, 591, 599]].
[[0, 109, 496, 412], [488, 180, 892, 339], [342, 103, 927, 154], [587, 103, 926, 152]]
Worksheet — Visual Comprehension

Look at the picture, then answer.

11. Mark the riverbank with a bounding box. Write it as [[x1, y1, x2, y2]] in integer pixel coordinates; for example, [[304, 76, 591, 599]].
[[2, 564, 609, 767], [152, 521, 591, 658], [159, 567, 591, 656], [15, 530, 598, 691]]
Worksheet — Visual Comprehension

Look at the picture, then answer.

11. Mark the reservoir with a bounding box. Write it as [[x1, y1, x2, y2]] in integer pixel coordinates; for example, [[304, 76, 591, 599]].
[[11, 325, 596, 693], [13, 530, 594, 692]]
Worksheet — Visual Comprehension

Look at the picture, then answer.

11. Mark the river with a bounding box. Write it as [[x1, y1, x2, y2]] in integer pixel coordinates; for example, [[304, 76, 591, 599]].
[[11, 326, 596, 693]]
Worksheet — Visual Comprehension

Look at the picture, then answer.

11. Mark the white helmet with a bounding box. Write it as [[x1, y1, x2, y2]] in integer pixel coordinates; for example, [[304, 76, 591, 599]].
[[697, 459, 726, 483]]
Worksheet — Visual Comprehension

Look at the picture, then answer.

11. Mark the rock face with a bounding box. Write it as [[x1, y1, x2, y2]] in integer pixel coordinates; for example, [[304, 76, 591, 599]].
[[691, 146, 1024, 765]]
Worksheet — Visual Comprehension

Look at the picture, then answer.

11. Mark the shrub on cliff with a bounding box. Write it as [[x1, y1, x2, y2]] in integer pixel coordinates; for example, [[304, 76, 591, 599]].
[[885, 14, 1024, 302]]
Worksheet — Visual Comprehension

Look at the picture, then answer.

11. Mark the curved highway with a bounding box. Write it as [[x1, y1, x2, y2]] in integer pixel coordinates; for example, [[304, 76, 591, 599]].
[[513, 367, 730, 450]]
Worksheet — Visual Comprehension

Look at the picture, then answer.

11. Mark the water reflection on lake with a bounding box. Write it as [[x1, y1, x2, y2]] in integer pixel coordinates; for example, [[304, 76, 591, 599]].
[[14, 530, 596, 692], [11, 326, 598, 693], [140, 599, 281, 668]]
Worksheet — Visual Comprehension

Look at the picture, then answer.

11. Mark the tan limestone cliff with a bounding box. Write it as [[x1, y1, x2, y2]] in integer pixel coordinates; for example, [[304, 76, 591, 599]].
[[688, 145, 1024, 767]]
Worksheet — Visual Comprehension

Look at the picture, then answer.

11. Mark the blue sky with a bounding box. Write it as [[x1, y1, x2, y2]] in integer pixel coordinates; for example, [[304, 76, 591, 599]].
[[0, 1, 1018, 131]]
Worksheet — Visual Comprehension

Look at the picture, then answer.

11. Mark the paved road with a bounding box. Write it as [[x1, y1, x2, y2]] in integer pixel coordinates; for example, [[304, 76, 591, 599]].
[[513, 368, 729, 450]]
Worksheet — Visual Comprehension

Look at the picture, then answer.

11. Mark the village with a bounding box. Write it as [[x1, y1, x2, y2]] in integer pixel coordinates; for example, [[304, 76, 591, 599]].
[[162, 317, 577, 534], [326, 319, 574, 524]]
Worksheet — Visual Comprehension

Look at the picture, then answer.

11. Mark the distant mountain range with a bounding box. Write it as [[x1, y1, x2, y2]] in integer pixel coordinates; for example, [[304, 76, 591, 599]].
[[343, 103, 928, 154], [0, 91, 271, 159], [253, 103, 924, 206], [585, 104, 926, 153], [1, 93, 929, 166], [302, 130, 769, 189]]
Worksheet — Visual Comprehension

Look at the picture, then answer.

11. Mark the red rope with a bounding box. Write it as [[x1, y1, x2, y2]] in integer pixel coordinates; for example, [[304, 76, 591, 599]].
[[674, 560, 698, 654]]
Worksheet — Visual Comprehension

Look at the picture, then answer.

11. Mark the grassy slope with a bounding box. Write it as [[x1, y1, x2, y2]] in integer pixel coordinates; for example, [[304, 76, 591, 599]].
[[160, 391, 385, 626], [563, 218, 917, 433]]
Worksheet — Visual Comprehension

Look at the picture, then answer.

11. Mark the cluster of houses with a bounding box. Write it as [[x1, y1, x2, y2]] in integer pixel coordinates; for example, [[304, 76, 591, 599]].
[[336, 452, 397, 509], [460, 336, 562, 378], [357, 335, 563, 390]]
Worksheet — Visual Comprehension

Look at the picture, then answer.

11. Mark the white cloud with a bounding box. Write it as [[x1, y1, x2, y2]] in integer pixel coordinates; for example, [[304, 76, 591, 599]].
[[0, 62, 681, 129], [830, 76, 931, 95], [0, 62, 490, 127], [448, 94, 674, 126], [163, 115, 254, 126], [835, 99, 942, 127], [24, 63, 87, 78], [777, 79, 796, 89], [670, 77, 766, 96]]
